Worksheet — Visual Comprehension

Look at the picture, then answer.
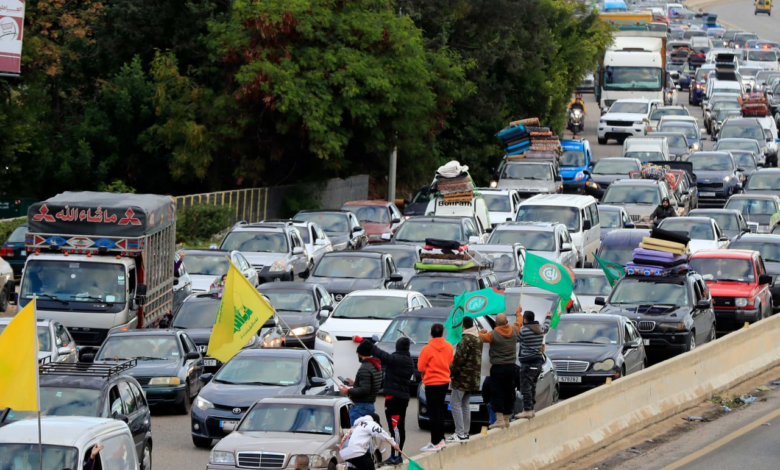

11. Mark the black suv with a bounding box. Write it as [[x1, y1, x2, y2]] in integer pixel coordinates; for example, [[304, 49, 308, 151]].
[[0, 361, 153, 470], [304, 251, 405, 302], [406, 266, 499, 307], [595, 271, 716, 358]]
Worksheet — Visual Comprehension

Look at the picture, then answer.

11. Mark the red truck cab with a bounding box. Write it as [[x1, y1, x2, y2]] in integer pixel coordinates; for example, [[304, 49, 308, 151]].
[[689, 250, 773, 332]]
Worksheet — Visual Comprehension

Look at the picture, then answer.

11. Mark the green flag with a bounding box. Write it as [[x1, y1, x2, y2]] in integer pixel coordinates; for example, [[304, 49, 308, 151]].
[[593, 253, 625, 287], [407, 459, 426, 470], [444, 287, 506, 345], [523, 252, 574, 310]]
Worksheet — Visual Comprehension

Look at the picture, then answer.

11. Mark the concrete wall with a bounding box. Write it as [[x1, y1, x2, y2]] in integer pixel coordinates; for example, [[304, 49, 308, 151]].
[[318, 174, 371, 210], [405, 315, 780, 470]]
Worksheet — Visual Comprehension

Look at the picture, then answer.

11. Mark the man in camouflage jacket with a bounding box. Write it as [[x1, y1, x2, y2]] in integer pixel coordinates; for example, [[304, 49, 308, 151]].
[[447, 317, 483, 442]]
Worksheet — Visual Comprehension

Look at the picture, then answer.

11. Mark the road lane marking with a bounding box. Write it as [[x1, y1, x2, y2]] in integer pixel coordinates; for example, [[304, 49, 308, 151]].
[[661, 406, 780, 470]]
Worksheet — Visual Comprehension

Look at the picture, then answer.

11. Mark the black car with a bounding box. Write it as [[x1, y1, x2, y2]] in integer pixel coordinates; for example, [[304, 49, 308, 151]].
[[89, 329, 204, 414], [583, 158, 642, 200], [725, 194, 780, 233], [545, 314, 647, 391], [361, 243, 422, 286], [403, 185, 433, 217], [729, 234, 780, 312], [686, 151, 743, 208], [390, 216, 479, 246], [165, 292, 284, 372], [258, 281, 335, 348], [1, 361, 153, 470], [596, 271, 716, 358], [406, 267, 499, 307], [0, 222, 27, 278], [648, 132, 691, 161], [304, 251, 404, 302], [689, 208, 753, 241], [743, 169, 780, 197], [190, 348, 336, 448], [293, 210, 368, 251]]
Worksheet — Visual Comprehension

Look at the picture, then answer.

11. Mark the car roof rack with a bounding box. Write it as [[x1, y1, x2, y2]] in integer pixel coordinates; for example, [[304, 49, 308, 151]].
[[39, 359, 137, 378]]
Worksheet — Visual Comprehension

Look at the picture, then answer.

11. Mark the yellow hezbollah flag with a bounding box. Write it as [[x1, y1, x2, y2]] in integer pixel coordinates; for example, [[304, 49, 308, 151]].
[[207, 260, 275, 363], [0, 300, 40, 411]]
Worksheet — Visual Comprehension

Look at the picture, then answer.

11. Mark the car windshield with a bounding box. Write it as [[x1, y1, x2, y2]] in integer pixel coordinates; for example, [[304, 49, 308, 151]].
[[487, 230, 555, 251], [597, 245, 636, 267], [183, 254, 230, 276], [7, 225, 26, 243], [4, 388, 101, 423], [561, 150, 586, 167], [695, 68, 710, 81], [482, 194, 511, 212], [366, 248, 414, 269], [720, 124, 765, 140], [239, 403, 334, 434], [0, 325, 51, 351], [748, 50, 776, 61], [97, 335, 179, 361], [215, 356, 302, 385], [603, 185, 660, 205], [505, 291, 558, 318], [295, 213, 348, 233], [650, 108, 688, 120], [599, 210, 621, 228], [745, 174, 780, 191], [381, 316, 442, 344], [624, 151, 663, 161], [261, 290, 317, 313], [659, 220, 714, 240], [740, 67, 761, 77], [408, 277, 477, 298], [718, 141, 759, 153], [591, 160, 639, 174], [547, 320, 619, 344], [502, 163, 551, 180], [221, 232, 289, 253], [712, 101, 741, 112], [697, 213, 739, 231], [0, 444, 79, 470], [734, 154, 757, 169], [604, 67, 663, 91], [715, 110, 740, 122], [610, 279, 689, 305], [687, 154, 733, 171], [172, 301, 220, 329], [314, 256, 382, 279], [726, 198, 777, 215], [19, 260, 127, 303], [516, 206, 580, 232], [731, 241, 780, 263], [660, 124, 697, 141], [394, 221, 464, 243], [332, 296, 408, 319], [662, 134, 688, 148], [689, 258, 755, 282], [712, 87, 740, 94], [344, 205, 390, 224], [609, 101, 651, 113], [478, 252, 517, 273], [573, 275, 612, 296]]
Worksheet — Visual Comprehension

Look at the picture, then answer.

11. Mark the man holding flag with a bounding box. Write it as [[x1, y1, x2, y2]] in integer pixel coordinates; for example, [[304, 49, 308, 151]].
[[513, 306, 552, 420]]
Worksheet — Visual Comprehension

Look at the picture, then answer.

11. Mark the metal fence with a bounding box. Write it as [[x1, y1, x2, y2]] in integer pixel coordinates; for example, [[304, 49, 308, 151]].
[[175, 188, 272, 224]]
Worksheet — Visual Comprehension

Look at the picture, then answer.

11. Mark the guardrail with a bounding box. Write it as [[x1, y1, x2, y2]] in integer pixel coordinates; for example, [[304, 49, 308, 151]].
[[404, 315, 780, 470]]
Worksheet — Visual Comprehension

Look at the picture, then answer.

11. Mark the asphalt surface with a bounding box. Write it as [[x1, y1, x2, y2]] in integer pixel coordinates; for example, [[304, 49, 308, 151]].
[[709, 0, 780, 43]]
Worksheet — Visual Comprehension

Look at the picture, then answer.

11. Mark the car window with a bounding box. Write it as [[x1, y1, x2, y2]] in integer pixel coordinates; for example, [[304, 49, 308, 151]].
[[108, 385, 123, 417], [315, 355, 334, 377], [385, 258, 393, 277], [183, 334, 198, 354], [317, 287, 332, 307], [307, 358, 323, 380], [411, 297, 420, 308], [179, 335, 191, 354], [100, 435, 135, 470], [627, 322, 640, 341], [464, 220, 477, 238], [117, 382, 137, 414], [55, 324, 70, 348], [340, 405, 351, 429], [129, 381, 147, 408], [589, 203, 599, 226]]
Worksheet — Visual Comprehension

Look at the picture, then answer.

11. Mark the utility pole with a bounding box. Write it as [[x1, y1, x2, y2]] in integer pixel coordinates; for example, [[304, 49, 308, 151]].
[[388, 146, 397, 203]]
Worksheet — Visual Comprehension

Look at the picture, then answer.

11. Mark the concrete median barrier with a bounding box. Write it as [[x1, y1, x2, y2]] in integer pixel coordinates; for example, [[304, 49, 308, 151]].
[[404, 315, 780, 470]]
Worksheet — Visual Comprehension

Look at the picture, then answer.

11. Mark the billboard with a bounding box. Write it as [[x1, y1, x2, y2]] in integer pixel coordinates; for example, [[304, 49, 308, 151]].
[[0, 0, 24, 75]]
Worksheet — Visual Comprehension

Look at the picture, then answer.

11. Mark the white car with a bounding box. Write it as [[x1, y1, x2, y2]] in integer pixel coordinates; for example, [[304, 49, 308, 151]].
[[744, 49, 780, 72], [289, 220, 334, 266], [598, 99, 662, 145], [658, 217, 730, 254], [647, 105, 690, 133], [477, 187, 522, 227], [181, 249, 258, 292], [572, 269, 613, 312], [314, 289, 430, 359], [0, 318, 78, 363]]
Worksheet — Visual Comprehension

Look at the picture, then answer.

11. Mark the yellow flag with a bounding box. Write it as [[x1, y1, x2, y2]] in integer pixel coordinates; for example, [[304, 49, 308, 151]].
[[207, 260, 275, 363], [0, 300, 40, 411]]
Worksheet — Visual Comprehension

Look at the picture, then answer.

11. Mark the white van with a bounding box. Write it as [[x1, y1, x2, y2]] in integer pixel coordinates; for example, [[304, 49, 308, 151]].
[[425, 195, 491, 242], [0, 417, 138, 470], [623, 136, 670, 161], [516, 194, 600, 267]]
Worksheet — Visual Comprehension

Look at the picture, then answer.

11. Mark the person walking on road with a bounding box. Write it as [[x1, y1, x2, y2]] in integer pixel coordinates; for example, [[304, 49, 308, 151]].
[[353, 334, 414, 466], [339, 414, 399, 470], [417, 323, 453, 452], [339, 339, 383, 425], [479, 313, 521, 429], [447, 317, 482, 443], [514, 307, 552, 419]]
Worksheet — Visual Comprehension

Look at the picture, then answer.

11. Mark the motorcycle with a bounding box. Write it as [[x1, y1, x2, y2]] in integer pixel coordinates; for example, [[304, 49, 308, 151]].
[[567, 107, 584, 135]]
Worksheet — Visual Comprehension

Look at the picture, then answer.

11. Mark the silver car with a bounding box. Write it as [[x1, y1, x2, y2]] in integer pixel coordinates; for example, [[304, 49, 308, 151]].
[[487, 222, 578, 268], [0, 318, 78, 363], [181, 249, 258, 292], [572, 269, 613, 312], [219, 221, 310, 282]]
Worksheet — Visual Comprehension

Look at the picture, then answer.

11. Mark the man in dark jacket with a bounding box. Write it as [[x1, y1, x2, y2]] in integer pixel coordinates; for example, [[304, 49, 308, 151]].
[[514, 308, 552, 420], [650, 197, 677, 223], [479, 313, 521, 429], [447, 317, 482, 443], [339, 339, 383, 425]]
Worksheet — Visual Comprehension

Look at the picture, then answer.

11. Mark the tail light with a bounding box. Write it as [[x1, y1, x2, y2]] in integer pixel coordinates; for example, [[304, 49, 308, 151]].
[[0, 247, 13, 257]]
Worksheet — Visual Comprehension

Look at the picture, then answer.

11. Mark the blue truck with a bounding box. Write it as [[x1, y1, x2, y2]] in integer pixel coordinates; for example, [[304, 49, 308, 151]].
[[560, 139, 594, 194]]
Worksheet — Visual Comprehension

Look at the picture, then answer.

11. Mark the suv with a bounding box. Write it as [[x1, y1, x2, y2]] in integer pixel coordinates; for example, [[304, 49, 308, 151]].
[[219, 221, 310, 282], [390, 216, 487, 246], [689, 250, 773, 332], [597, 99, 661, 145], [305, 251, 405, 302], [407, 266, 500, 307], [494, 160, 562, 198], [487, 222, 578, 268], [1, 361, 152, 469], [584, 157, 643, 200], [341, 200, 403, 244], [686, 151, 744, 207], [601, 179, 683, 227], [477, 188, 522, 227], [717, 117, 770, 155], [730, 234, 780, 311], [595, 271, 716, 357], [293, 209, 368, 251], [0, 318, 77, 363], [725, 193, 780, 233]]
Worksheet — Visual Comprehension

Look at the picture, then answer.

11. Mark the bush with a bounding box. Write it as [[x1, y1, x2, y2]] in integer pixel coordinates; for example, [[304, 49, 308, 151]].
[[0, 218, 25, 246], [281, 186, 321, 219], [176, 204, 233, 245]]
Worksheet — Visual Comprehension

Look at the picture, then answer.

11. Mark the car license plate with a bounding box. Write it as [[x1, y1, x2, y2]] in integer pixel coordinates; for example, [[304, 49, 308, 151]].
[[219, 420, 239, 429], [559, 376, 582, 383], [700, 192, 716, 197], [611, 127, 622, 132], [20, 250, 26, 256], [644, 339, 650, 346], [204, 359, 217, 367], [446, 404, 481, 412]]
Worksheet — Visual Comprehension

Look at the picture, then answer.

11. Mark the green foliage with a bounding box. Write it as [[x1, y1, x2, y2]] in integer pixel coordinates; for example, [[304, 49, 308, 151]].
[[176, 203, 233, 245], [0, 218, 25, 246], [281, 186, 322, 219], [99, 180, 136, 193]]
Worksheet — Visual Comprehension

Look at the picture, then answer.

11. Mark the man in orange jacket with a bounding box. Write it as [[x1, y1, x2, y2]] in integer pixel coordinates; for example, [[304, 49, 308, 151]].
[[417, 323, 454, 452]]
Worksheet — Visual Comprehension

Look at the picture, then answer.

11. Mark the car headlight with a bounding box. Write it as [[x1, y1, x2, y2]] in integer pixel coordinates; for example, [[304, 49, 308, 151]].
[[586, 182, 599, 189], [290, 326, 315, 336], [692, 142, 700, 151], [723, 175, 732, 182], [592, 359, 615, 371], [575, 171, 586, 181], [656, 322, 686, 332], [490, 181, 498, 188], [735, 297, 749, 307], [243, 335, 258, 348], [269, 260, 287, 272], [292, 455, 325, 467], [316, 330, 332, 344], [634, 121, 644, 126], [195, 396, 214, 411], [261, 333, 282, 348], [148, 377, 182, 386], [209, 450, 235, 465]]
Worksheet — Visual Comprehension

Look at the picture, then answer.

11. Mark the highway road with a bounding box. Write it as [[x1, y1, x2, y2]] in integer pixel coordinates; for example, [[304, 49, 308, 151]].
[[709, 0, 780, 43]]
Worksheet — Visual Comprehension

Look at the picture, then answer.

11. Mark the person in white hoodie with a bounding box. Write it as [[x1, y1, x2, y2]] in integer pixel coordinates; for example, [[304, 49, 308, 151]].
[[339, 414, 399, 470]]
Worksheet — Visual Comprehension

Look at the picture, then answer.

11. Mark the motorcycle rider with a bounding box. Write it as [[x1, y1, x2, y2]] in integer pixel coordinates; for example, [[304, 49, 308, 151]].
[[568, 93, 587, 115], [568, 93, 587, 134]]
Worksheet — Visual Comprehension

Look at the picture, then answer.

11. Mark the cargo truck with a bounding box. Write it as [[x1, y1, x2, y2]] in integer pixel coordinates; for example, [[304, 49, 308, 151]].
[[16, 192, 177, 346]]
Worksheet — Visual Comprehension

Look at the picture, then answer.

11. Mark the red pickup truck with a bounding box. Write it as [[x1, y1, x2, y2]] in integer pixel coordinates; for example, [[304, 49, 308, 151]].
[[689, 250, 773, 332]]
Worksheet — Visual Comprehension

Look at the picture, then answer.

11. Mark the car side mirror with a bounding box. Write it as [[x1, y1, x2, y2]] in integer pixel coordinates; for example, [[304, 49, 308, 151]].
[[583, 220, 592, 230], [468, 236, 482, 245], [719, 235, 729, 241], [380, 233, 392, 241], [58, 347, 72, 356], [595, 297, 606, 306], [173, 278, 180, 286], [584, 261, 593, 268], [262, 316, 278, 328], [561, 242, 573, 252], [748, 222, 759, 232], [114, 413, 129, 424], [696, 299, 710, 308], [319, 310, 331, 319], [209, 244, 218, 250], [759, 274, 773, 285], [310, 377, 327, 387], [200, 373, 214, 384], [391, 218, 401, 224], [159, 319, 170, 328], [292, 247, 304, 255], [624, 341, 639, 350], [186, 351, 201, 360], [352, 226, 363, 233], [737, 167, 745, 172], [625, 222, 635, 228], [135, 284, 147, 306], [315, 239, 328, 246], [5, 280, 14, 292], [389, 273, 404, 283], [554, 174, 563, 182]]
